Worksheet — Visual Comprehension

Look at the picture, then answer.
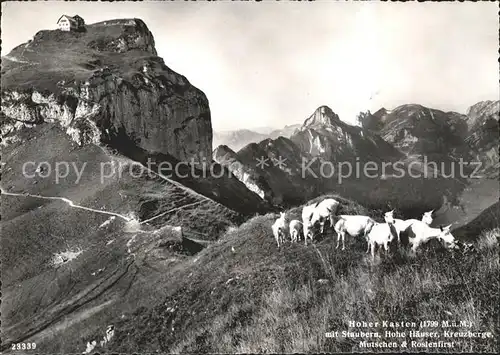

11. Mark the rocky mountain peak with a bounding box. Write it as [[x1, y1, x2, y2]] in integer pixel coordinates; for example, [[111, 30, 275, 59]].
[[1, 18, 212, 163], [465, 100, 499, 177], [372, 107, 388, 119], [301, 105, 340, 129], [88, 18, 157, 55], [465, 100, 499, 129]]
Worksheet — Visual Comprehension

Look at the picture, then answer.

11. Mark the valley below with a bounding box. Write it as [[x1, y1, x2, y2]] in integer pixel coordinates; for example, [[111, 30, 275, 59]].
[[434, 178, 499, 228]]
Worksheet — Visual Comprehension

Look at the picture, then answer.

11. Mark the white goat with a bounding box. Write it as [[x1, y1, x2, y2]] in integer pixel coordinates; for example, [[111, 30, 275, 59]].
[[289, 219, 302, 243], [406, 222, 457, 253], [302, 202, 319, 245], [366, 222, 398, 259], [272, 212, 287, 248], [309, 198, 340, 235], [302, 198, 340, 245], [333, 215, 376, 250], [384, 209, 434, 244], [421, 210, 434, 225]]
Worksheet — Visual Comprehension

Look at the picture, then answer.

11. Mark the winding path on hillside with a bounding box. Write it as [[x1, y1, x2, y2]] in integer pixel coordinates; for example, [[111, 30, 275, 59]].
[[3, 55, 32, 64], [96, 141, 218, 205], [1, 187, 210, 232], [139, 200, 207, 225], [1, 187, 132, 222]]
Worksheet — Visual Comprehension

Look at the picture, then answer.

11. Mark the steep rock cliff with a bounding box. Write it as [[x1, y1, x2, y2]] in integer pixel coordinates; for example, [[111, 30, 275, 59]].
[[465, 100, 499, 178], [291, 106, 402, 162], [366, 102, 498, 177], [213, 145, 269, 200], [375, 104, 469, 160], [466, 100, 499, 129], [214, 136, 321, 206], [1, 18, 212, 162]]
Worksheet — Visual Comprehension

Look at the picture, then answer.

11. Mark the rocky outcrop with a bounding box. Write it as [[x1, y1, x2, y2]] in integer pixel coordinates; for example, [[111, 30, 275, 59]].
[[452, 201, 500, 241], [214, 136, 321, 206], [237, 137, 320, 206], [375, 104, 469, 159], [465, 101, 499, 178], [213, 145, 269, 200], [356, 108, 388, 132], [1, 90, 102, 147], [291, 106, 402, 162], [88, 19, 158, 54], [466, 100, 499, 129], [214, 106, 404, 206], [362, 101, 498, 177], [301, 106, 340, 128], [1, 18, 212, 162]]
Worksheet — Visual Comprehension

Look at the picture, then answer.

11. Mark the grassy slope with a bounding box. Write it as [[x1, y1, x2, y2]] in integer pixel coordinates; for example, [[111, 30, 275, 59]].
[[0, 124, 242, 352], [1, 124, 239, 239], [107, 195, 498, 354], [2, 22, 151, 93]]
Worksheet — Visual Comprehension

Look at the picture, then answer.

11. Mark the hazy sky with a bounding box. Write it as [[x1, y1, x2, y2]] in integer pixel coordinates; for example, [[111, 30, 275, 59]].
[[2, 1, 498, 131]]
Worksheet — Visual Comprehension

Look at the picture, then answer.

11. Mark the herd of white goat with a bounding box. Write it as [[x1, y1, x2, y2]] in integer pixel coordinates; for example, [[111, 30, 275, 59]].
[[272, 198, 458, 258]]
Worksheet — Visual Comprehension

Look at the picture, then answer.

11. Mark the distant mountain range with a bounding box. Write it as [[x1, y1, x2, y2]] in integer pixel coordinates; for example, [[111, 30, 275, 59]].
[[215, 100, 499, 181], [213, 124, 302, 152], [358, 101, 499, 177], [214, 102, 498, 212]]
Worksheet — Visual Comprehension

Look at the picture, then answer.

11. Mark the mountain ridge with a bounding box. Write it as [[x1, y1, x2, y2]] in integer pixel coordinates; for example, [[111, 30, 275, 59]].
[[1, 18, 212, 163]]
